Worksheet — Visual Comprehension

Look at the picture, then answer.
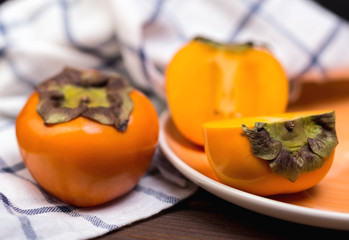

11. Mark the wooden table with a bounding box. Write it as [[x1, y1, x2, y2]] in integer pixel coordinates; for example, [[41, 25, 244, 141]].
[[98, 80, 349, 239], [98, 188, 348, 239]]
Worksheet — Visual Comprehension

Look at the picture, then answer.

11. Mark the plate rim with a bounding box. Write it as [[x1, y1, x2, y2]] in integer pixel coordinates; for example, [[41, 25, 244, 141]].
[[159, 110, 349, 230]]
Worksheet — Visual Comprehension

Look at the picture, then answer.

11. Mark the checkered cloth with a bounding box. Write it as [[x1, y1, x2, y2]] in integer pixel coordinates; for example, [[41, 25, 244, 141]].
[[0, 0, 349, 239]]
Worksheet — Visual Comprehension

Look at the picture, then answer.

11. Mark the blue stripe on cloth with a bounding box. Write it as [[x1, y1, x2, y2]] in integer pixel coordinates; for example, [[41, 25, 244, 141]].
[[0, 157, 10, 168], [59, 0, 122, 69], [94, 35, 125, 70], [59, 0, 103, 54], [135, 0, 168, 87], [134, 185, 180, 204], [238, 0, 342, 78], [254, 7, 328, 77], [161, 11, 187, 41], [94, 35, 118, 49], [0, 155, 180, 231], [0, 20, 7, 35], [0, 158, 62, 204], [0, 193, 38, 240], [5, 1, 57, 28], [0, 46, 5, 56], [295, 20, 343, 78], [144, 0, 167, 27], [96, 54, 123, 70], [229, 0, 266, 41], [0, 20, 36, 87], [138, 0, 168, 85], [0, 121, 14, 131], [237, 0, 312, 55], [139, 48, 150, 82], [257, 10, 312, 53], [143, 166, 159, 177], [18, 216, 38, 240], [5, 0, 81, 28], [0, 192, 119, 230], [0, 158, 119, 230], [6, 58, 36, 87], [0, 162, 26, 173]]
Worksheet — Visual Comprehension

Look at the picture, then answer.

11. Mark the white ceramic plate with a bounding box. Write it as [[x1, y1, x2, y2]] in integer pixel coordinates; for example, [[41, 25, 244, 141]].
[[158, 111, 349, 230]]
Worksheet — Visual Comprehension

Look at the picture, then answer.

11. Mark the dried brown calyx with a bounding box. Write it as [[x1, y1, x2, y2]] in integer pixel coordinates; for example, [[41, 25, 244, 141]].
[[242, 112, 338, 182], [36, 67, 133, 132], [194, 36, 254, 53]]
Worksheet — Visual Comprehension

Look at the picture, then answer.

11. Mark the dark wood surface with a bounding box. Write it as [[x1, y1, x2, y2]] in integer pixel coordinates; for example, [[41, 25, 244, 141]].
[[97, 81, 349, 239], [98, 188, 349, 239]]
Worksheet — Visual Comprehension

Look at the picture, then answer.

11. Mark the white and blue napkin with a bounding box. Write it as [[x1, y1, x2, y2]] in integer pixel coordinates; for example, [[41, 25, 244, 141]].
[[0, 0, 349, 239]]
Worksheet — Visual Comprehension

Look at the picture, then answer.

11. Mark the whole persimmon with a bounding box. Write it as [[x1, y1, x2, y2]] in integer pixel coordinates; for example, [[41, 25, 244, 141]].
[[203, 111, 338, 196], [166, 37, 289, 145], [16, 68, 159, 207]]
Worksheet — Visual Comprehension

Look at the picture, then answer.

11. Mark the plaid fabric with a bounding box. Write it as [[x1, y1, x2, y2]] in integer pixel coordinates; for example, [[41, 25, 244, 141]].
[[0, 0, 348, 239], [0, 121, 197, 240]]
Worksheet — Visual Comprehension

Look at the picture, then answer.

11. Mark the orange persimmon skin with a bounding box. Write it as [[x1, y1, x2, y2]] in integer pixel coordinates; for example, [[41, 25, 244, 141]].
[[203, 115, 335, 196], [16, 90, 159, 207], [166, 40, 288, 146]]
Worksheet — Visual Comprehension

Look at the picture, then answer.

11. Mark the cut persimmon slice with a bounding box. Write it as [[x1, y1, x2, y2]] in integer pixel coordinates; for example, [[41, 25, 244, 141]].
[[203, 111, 338, 196]]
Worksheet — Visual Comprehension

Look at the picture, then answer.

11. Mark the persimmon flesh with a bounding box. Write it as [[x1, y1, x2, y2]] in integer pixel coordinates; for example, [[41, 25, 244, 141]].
[[203, 111, 338, 196], [166, 37, 289, 145]]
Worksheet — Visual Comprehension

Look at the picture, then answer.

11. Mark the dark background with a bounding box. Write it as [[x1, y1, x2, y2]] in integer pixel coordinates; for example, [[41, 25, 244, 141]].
[[315, 0, 349, 21]]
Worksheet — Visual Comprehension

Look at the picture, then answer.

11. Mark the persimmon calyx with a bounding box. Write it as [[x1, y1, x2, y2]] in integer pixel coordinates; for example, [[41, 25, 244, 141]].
[[36, 67, 133, 132], [242, 112, 338, 182], [194, 36, 254, 52]]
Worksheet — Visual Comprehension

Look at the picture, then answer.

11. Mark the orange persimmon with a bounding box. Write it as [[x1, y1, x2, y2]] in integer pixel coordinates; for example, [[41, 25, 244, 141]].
[[16, 68, 159, 207], [166, 37, 288, 146], [203, 111, 338, 196]]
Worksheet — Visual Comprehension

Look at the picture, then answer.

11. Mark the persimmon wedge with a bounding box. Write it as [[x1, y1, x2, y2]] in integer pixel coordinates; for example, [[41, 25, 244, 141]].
[[203, 111, 338, 196], [166, 37, 288, 146]]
